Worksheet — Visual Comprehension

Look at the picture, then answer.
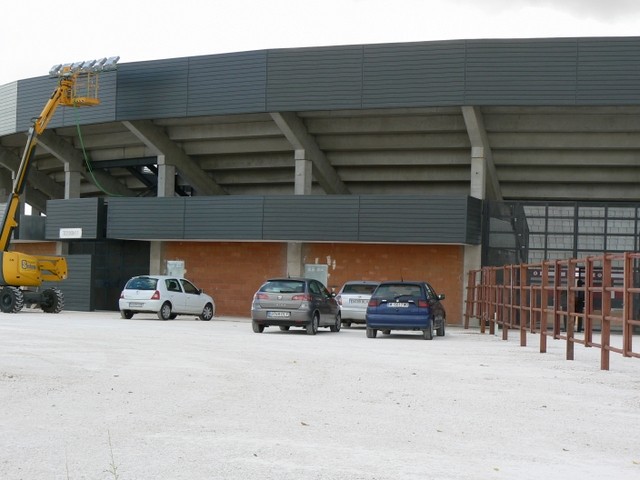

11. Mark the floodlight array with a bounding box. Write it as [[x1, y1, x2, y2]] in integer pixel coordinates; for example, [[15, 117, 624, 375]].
[[49, 56, 120, 77]]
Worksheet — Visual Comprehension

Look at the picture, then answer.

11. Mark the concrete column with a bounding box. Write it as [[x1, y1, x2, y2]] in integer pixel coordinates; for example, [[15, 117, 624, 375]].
[[150, 156, 174, 276], [157, 155, 175, 197], [464, 147, 486, 326], [294, 149, 312, 195], [64, 165, 82, 199], [149, 241, 165, 275], [286, 149, 312, 277], [470, 146, 487, 200]]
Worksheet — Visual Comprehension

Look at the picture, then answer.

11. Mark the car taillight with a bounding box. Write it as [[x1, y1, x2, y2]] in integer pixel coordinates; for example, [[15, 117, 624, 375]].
[[255, 293, 269, 300], [418, 299, 429, 308], [292, 294, 312, 301], [368, 298, 380, 307], [151, 290, 161, 300]]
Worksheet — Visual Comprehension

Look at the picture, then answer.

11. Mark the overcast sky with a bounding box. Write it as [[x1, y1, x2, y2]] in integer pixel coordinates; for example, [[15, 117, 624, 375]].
[[1, 0, 640, 86]]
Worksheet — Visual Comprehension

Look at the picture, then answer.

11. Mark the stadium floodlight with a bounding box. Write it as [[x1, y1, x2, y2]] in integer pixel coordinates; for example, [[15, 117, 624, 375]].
[[48, 56, 120, 77]]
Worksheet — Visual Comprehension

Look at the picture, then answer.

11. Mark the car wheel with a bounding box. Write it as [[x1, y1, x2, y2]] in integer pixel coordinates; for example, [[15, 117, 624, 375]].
[[366, 327, 377, 338], [306, 313, 319, 335], [436, 317, 446, 337], [330, 314, 341, 332], [41, 288, 64, 313], [279, 326, 290, 331], [343, 321, 351, 328], [252, 320, 265, 333], [199, 303, 214, 321], [120, 310, 134, 319], [158, 302, 172, 320], [0, 286, 24, 313], [422, 327, 433, 340]]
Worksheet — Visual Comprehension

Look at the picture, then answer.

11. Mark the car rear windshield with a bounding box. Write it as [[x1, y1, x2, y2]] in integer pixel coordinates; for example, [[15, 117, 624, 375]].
[[261, 280, 306, 294], [342, 283, 378, 294], [374, 284, 424, 301], [125, 277, 158, 290]]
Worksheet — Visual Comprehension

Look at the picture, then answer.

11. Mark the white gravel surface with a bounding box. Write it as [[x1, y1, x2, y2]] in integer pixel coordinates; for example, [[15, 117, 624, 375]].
[[0, 311, 638, 480]]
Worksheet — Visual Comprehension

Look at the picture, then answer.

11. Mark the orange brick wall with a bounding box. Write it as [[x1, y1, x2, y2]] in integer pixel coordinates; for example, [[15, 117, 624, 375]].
[[164, 242, 287, 318], [304, 243, 464, 324], [164, 242, 464, 323]]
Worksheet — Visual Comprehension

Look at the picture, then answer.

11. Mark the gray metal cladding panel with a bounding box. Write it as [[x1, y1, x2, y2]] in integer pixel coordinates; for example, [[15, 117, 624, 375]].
[[107, 197, 185, 239], [59, 71, 118, 127], [43, 254, 93, 311], [263, 196, 359, 241], [267, 46, 364, 111], [116, 59, 189, 119], [465, 197, 483, 244], [45, 198, 103, 240], [576, 38, 640, 104], [16, 76, 61, 132], [464, 38, 578, 105], [358, 196, 469, 243], [0, 82, 17, 136], [184, 196, 264, 239], [363, 41, 466, 108], [187, 52, 267, 115]]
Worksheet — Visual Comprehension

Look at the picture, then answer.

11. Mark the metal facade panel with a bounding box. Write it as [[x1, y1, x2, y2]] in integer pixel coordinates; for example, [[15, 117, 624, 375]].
[[184, 196, 264, 239], [107, 197, 185, 239], [17, 73, 117, 133], [0, 82, 17, 136], [116, 59, 189, 119], [42, 254, 93, 311], [577, 37, 640, 104], [263, 196, 359, 241], [45, 198, 104, 240], [465, 38, 578, 105], [358, 196, 470, 243], [187, 51, 267, 115], [16, 76, 61, 132], [267, 46, 364, 111], [59, 71, 118, 127], [465, 197, 483, 244], [363, 41, 466, 108], [15, 214, 45, 241]]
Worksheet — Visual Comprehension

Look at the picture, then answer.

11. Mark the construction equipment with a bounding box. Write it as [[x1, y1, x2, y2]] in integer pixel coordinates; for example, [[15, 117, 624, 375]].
[[0, 57, 119, 313]]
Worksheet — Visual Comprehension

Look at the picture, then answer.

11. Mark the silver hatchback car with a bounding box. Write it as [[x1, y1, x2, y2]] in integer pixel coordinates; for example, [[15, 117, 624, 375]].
[[335, 280, 380, 327], [250, 277, 340, 335]]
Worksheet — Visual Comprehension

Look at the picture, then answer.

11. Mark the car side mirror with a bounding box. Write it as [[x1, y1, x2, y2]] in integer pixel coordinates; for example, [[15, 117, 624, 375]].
[[438, 293, 446, 300]]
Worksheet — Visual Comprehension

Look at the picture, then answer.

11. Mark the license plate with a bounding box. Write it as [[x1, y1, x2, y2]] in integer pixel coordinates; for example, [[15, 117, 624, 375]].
[[388, 302, 409, 308], [267, 311, 291, 318], [349, 299, 368, 304], [129, 302, 143, 308]]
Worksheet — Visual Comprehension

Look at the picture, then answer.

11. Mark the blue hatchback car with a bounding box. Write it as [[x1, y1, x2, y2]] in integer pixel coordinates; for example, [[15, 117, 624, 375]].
[[365, 281, 446, 340]]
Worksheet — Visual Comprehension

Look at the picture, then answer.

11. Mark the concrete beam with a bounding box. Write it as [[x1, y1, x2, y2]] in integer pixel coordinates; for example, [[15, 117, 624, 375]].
[[0, 144, 65, 200], [462, 106, 502, 201], [36, 130, 134, 197], [270, 112, 349, 194], [123, 120, 226, 196]]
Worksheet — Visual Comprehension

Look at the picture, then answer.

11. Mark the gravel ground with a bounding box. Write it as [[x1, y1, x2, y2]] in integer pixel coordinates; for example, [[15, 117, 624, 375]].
[[0, 311, 638, 480]]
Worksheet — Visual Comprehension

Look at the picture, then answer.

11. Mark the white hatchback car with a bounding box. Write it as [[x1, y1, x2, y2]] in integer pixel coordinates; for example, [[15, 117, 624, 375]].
[[119, 275, 215, 321]]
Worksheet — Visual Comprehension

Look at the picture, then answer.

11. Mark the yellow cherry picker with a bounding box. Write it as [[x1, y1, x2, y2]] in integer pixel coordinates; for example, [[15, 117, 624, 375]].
[[0, 57, 119, 313]]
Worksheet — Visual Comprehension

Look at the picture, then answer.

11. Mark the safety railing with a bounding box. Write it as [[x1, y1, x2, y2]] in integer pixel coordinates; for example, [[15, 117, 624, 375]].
[[464, 252, 640, 370]]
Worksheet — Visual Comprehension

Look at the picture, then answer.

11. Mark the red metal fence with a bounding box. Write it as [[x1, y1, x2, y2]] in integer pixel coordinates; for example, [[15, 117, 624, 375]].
[[463, 252, 640, 370]]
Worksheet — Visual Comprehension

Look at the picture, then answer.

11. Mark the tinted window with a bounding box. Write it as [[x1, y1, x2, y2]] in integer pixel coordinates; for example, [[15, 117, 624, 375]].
[[261, 280, 305, 294], [181, 279, 199, 294], [126, 277, 157, 290], [166, 279, 181, 292], [374, 283, 424, 301], [343, 283, 378, 294], [309, 281, 322, 295]]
